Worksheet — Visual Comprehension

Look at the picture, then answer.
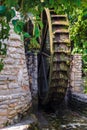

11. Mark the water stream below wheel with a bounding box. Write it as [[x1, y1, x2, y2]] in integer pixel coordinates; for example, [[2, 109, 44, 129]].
[[35, 107, 87, 130]]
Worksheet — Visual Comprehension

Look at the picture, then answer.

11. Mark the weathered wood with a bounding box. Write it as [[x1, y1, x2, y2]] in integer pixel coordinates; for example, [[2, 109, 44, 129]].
[[38, 8, 71, 106]]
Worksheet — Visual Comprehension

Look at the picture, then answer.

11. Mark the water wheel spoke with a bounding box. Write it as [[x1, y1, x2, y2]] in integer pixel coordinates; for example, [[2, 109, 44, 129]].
[[42, 52, 50, 58], [41, 55, 48, 92]]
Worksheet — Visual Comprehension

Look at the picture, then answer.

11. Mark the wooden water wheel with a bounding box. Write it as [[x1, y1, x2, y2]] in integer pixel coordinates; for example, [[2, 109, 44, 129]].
[[38, 8, 71, 106]]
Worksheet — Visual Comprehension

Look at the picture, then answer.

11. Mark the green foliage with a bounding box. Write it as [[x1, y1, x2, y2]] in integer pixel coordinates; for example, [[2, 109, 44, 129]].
[[0, 0, 86, 71], [13, 20, 24, 34], [23, 32, 31, 38], [69, 7, 87, 76], [34, 25, 40, 39], [4, 0, 18, 8], [0, 59, 4, 71], [0, 42, 7, 55], [0, 18, 10, 39], [29, 38, 40, 50], [0, 5, 6, 15], [27, 19, 41, 50]]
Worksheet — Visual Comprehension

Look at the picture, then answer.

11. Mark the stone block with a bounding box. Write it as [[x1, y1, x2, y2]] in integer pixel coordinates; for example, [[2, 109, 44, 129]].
[[74, 87, 82, 92], [0, 82, 6, 85], [0, 85, 8, 90], [9, 103, 17, 108], [4, 58, 15, 64], [0, 116, 8, 122], [8, 76, 17, 81], [14, 105, 22, 110], [0, 76, 7, 81], [74, 74, 82, 78], [0, 109, 8, 116], [8, 40, 23, 47], [0, 100, 9, 106], [9, 88, 22, 94], [10, 53, 21, 59], [10, 99, 18, 104], [70, 80, 74, 87], [23, 81, 29, 86], [74, 81, 82, 86], [22, 86, 29, 91], [9, 110, 17, 116], [0, 90, 9, 95], [8, 47, 17, 53], [9, 94, 21, 99], [23, 68, 28, 74], [16, 48, 25, 54], [0, 105, 8, 109], [70, 73, 74, 80], [9, 83, 19, 89], [9, 34, 21, 41]]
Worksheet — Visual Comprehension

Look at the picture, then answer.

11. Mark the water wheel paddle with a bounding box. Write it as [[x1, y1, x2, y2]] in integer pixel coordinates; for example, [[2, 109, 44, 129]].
[[38, 8, 71, 106]]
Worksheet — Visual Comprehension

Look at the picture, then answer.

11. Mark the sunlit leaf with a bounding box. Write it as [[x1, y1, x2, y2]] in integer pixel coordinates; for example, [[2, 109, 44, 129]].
[[14, 24, 22, 34], [0, 59, 4, 72]]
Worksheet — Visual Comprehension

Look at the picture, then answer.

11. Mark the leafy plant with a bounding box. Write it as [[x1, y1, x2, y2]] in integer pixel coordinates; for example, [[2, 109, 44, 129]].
[[28, 18, 41, 51], [0, 0, 85, 71], [69, 7, 87, 76], [0, 59, 4, 71]]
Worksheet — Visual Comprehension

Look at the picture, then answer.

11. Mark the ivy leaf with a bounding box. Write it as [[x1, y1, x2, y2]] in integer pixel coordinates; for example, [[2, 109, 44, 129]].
[[83, 42, 87, 48], [12, 19, 18, 26], [11, 9, 16, 18], [76, 0, 81, 6], [83, 8, 87, 13], [23, 32, 31, 38], [14, 20, 24, 34], [82, 13, 87, 20], [0, 59, 4, 72], [41, 2, 46, 7], [38, 21, 43, 29], [14, 24, 22, 34], [34, 26, 40, 38], [83, 55, 87, 63], [4, 0, 18, 8], [49, 0, 54, 5], [83, 49, 87, 54], [17, 21, 24, 27], [5, 10, 12, 22], [1, 44, 7, 55], [0, 6, 6, 16]]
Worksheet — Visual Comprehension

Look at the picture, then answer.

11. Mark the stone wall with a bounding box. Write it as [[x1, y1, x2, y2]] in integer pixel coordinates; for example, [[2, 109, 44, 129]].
[[26, 52, 38, 111], [70, 54, 83, 93], [0, 22, 32, 128], [68, 54, 87, 114]]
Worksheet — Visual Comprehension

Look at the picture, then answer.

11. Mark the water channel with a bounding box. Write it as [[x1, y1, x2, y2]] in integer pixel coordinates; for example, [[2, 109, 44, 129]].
[[30, 77, 87, 130], [35, 108, 87, 130], [30, 98, 87, 130]]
